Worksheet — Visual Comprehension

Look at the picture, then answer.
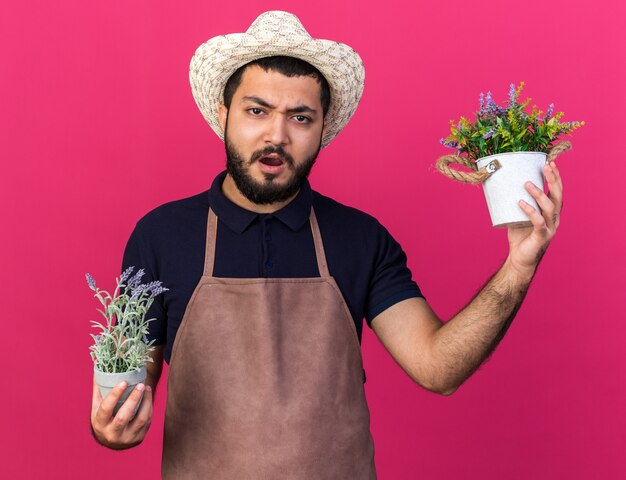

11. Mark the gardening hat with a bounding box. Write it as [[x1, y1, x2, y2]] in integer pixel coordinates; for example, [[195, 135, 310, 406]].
[[189, 10, 365, 148]]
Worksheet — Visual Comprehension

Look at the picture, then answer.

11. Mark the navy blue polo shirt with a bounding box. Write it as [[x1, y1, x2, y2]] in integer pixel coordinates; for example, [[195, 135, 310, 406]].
[[121, 170, 424, 365]]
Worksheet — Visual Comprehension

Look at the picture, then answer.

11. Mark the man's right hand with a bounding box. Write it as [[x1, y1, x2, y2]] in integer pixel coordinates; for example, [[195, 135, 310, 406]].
[[90, 377, 153, 450]]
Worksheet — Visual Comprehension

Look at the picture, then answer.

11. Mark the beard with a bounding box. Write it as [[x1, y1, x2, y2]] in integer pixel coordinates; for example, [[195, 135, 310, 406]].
[[224, 125, 321, 205]]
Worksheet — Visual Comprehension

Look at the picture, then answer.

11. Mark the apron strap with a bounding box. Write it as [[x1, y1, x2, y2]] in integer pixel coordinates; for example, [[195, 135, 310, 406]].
[[204, 208, 218, 277], [204, 206, 330, 278], [309, 207, 330, 278]]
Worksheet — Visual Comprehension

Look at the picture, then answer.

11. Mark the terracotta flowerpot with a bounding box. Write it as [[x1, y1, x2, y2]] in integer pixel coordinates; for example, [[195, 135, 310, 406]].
[[476, 151, 547, 228], [94, 364, 146, 417]]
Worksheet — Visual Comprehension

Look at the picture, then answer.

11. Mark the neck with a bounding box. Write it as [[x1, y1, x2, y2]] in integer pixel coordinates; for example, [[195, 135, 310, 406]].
[[221, 174, 299, 214]]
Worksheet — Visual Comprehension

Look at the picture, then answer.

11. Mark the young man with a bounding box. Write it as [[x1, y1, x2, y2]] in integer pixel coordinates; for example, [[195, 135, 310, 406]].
[[91, 11, 564, 479]]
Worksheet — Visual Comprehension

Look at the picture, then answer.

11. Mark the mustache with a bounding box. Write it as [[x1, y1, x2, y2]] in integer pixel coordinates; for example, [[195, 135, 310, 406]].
[[250, 146, 294, 167]]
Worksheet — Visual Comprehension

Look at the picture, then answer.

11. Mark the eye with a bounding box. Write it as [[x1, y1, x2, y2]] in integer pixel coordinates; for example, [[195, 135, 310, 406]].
[[293, 115, 311, 124], [248, 108, 264, 116]]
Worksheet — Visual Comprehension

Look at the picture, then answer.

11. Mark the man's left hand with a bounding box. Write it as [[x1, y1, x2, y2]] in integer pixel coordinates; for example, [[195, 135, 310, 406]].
[[506, 160, 563, 277]]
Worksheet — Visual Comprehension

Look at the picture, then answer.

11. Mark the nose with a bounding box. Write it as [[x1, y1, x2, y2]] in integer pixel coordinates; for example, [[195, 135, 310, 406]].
[[264, 114, 289, 147]]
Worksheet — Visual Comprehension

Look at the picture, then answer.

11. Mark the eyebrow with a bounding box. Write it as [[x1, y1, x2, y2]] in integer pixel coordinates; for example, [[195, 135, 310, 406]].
[[241, 95, 318, 115]]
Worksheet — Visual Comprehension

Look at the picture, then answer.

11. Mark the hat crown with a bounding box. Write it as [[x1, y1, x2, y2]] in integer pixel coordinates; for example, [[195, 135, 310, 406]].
[[246, 11, 311, 39]]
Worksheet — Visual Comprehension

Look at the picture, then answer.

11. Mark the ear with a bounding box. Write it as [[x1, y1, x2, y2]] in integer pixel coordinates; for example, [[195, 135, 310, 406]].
[[218, 104, 228, 132]]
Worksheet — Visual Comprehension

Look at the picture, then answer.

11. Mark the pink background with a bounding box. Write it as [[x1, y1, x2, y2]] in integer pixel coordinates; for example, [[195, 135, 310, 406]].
[[2, 0, 624, 478]]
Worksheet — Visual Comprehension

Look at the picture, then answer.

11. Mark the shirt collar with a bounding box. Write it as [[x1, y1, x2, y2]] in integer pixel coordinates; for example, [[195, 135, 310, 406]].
[[208, 170, 312, 234]]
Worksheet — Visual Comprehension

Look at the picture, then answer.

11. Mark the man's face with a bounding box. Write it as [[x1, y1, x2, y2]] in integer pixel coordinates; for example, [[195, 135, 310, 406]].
[[218, 65, 326, 205]]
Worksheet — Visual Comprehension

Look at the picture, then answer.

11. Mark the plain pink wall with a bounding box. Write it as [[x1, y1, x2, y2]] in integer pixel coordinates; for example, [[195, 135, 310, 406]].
[[2, 0, 624, 478]]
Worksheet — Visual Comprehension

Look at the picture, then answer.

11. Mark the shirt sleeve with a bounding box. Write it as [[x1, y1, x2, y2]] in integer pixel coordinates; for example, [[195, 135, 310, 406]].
[[364, 221, 424, 328], [121, 222, 168, 345]]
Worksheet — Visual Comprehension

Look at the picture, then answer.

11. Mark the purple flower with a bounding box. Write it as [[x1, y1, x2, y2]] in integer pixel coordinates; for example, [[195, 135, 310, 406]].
[[482, 129, 495, 139], [130, 284, 145, 302], [127, 268, 145, 289], [485, 91, 499, 115], [440, 137, 458, 149], [85, 273, 97, 291], [142, 280, 161, 291], [120, 266, 134, 283], [479, 92, 485, 115], [508, 83, 516, 106], [545, 103, 554, 120], [150, 286, 170, 299], [139, 280, 170, 299]]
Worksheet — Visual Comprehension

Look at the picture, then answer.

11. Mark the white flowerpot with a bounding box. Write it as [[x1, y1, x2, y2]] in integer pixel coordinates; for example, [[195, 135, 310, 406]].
[[94, 365, 146, 417], [476, 151, 547, 228]]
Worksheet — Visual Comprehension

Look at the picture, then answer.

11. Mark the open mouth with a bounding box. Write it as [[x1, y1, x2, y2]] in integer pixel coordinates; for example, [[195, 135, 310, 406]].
[[259, 155, 285, 167]]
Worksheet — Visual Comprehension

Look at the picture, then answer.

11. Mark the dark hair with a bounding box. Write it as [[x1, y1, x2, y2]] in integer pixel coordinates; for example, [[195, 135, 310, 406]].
[[222, 56, 331, 117]]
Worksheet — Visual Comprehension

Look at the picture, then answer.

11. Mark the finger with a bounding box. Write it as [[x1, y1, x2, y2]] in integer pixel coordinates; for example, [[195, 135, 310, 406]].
[[129, 385, 153, 434], [548, 160, 563, 192], [544, 163, 563, 214], [111, 383, 146, 431], [519, 199, 549, 237], [94, 381, 128, 427], [525, 181, 556, 230]]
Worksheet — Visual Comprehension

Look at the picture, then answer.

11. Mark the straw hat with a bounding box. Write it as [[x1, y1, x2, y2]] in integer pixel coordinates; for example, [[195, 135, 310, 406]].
[[189, 10, 365, 148]]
